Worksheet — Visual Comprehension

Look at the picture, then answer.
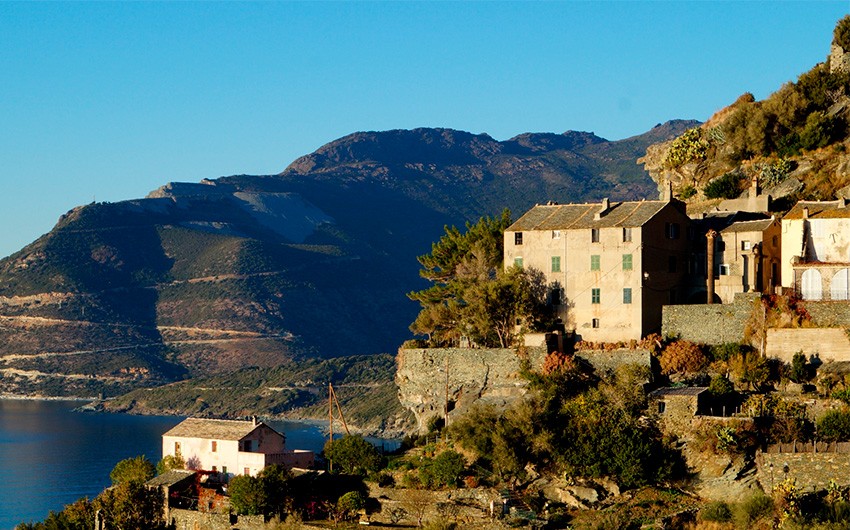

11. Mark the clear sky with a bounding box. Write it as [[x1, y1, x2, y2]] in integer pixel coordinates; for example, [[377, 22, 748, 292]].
[[0, 1, 847, 259]]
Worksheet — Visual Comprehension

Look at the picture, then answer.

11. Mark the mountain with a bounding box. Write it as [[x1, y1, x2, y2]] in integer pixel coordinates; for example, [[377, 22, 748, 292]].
[[0, 122, 696, 398]]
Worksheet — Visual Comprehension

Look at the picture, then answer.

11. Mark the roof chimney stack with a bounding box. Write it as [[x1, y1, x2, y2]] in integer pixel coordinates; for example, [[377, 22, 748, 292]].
[[594, 198, 610, 220], [803, 207, 809, 219]]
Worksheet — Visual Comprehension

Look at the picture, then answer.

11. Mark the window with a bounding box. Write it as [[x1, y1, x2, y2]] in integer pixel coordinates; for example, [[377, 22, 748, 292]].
[[658, 401, 666, 414], [591, 228, 600, 243], [591, 255, 600, 271], [623, 288, 632, 304], [222, 466, 227, 476], [514, 232, 523, 245], [592, 318, 600, 328], [174, 442, 181, 455], [243, 440, 252, 452], [623, 227, 632, 242], [552, 230, 561, 240], [719, 264, 730, 276], [551, 256, 561, 272], [244, 468, 250, 476], [514, 257, 523, 268], [622, 254, 632, 270], [665, 222, 680, 239], [668, 256, 677, 273], [591, 288, 600, 304], [211, 441, 217, 452], [742, 240, 751, 251]]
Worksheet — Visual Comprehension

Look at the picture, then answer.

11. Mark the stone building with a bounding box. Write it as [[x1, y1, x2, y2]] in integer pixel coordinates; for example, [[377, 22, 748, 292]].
[[648, 386, 708, 432], [162, 417, 314, 481], [714, 217, 782, 302], [504, 195, 690, 342], [781, 199, 850, 300]]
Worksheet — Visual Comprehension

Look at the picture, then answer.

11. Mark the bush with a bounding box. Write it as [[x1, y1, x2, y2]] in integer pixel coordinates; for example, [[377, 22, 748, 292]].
[[336, 491, 365, 520], [818, 409, 850, 442], [680, 184, 697, 199], [709, 375, 735, 397], [110, 456, 155, 485], [229, 475, 268, 515], [660, 340, 708, 375], [156, 454, 185, 475], [419, 450, 466, 489], [790, 351, 809, 383], [834, 15, 850, 51], [664, 128, 709, 168], [324, 435, 383, 476], [700, 501, 732, 522], [704, 171, 745, 199], [734, 492, 774, 527]]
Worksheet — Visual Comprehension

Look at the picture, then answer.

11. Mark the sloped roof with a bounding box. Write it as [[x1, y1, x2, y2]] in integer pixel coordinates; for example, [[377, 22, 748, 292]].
[[163, 418, 271, 440], [784, 200, 850, 220], [721, 218, 776, 234], [145, 469, 196, 488], [507, 200, 676, 231], [647, 386, 708, 398]]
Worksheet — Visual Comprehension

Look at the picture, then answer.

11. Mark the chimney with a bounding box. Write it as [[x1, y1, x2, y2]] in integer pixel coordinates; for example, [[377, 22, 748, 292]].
[[751, 175, 760, 197], [594, 198, 610, 220], [663, 179, 673, 202], [252, 416, 257, 426], [803, 207, 809, 219]]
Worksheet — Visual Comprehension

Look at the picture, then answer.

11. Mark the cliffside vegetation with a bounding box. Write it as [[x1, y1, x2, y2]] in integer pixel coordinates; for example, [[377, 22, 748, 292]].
[[643, 16, 850, 205], [407, 211, 552, 348]]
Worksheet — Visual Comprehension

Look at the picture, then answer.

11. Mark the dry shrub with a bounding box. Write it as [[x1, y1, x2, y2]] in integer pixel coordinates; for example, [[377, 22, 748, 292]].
[[660, 340, 708, 375]]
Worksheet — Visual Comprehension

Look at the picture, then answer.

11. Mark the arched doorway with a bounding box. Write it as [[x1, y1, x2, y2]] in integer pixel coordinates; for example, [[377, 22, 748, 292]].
[[801, 269, 823, 300], [831, 268, 850, 300]]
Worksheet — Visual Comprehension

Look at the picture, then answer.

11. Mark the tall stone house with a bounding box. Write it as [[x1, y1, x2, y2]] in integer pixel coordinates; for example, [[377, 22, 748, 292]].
[[714, 217, 782, 302], [162, 417, 314, 480], [781, 199, 850, 300], [504, 196, 690, 342]]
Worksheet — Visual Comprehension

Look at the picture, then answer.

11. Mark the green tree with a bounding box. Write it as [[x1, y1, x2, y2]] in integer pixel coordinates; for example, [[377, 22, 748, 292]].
[[835, 14, 850, 50], [109, 456, 155, 486], [94, 481, 166, 530], [258, 464, 293, 516], [228, 475, 268, 515], [789, 351, 809, 383], [818, 409, 850, 442], [419, 450, 466, 489], [324, 435, 383, 476], [156, 454, 186, 475], [709, 374, 735, 397], [335, 491, 365, 521]]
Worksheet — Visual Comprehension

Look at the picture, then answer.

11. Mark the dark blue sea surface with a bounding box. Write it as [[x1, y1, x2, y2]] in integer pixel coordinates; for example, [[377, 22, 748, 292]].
[[0, 399, 369, 530]]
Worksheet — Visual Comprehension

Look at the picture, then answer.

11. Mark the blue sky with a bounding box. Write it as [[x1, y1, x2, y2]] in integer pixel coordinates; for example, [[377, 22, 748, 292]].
[[0, 1, 847, 259]]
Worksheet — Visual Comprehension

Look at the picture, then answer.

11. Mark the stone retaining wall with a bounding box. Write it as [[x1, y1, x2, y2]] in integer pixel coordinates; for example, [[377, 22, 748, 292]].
[[169, 509, 266, 530], [662, 293, 759, 344], [766, 328, 850, 363], [757, 452, 850, 492]]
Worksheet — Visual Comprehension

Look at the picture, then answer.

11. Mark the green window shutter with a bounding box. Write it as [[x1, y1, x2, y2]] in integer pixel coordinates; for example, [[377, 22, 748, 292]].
[[591, 255, 600, 271], [623, 254, 632, 270], [592, 288, 600, 304], [551, 256, 561, 272], [623, 288, 632, 304], [514, 257, 523, 268]]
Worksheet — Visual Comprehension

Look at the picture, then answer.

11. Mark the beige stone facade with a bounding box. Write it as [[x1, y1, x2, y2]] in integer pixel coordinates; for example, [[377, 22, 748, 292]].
[[714, 217, 781, 303], [162, 417, 314, 480], [504, 198, 690, 342], [781, 200, 850, 300]]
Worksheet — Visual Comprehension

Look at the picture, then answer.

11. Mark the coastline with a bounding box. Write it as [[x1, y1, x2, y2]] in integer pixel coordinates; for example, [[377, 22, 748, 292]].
[[0, 394, 94, 402]]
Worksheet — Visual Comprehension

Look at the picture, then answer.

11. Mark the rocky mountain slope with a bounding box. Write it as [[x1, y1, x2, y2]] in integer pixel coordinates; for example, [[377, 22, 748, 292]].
[[0, 123, 694, 398]]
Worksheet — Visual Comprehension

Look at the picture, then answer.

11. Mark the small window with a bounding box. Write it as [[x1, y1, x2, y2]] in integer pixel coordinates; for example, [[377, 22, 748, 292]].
[[623, 227, 632, 242], [665, 222, 680, 239], [623, 288, 632, 304], [211, 441, 217, 452], [742, 240, 751, 251], [551, 256, 561, 272], [552, 230, 561, 240], [592, 318, 600, 328], [668, 256, 677, 273], [591, 288, 600, 304], [719, 264, 730, 276], [222, 466, 227, 475], [244, 468, 250, 476], [591, 255, 600, 271], [514, 232, 523, 245], [622, 254, 632, 270], [658, 401, 666, 414], [591, 228, 600, 243], [514, 257, 523, 268]]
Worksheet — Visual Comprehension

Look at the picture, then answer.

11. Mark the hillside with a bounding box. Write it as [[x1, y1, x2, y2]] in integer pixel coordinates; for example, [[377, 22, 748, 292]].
[[0, 122, 694, 399], [641, 16, 850, 207]]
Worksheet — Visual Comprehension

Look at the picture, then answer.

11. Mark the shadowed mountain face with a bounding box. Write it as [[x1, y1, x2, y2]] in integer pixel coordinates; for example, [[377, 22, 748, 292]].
[[0, 122, 696, 397]]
